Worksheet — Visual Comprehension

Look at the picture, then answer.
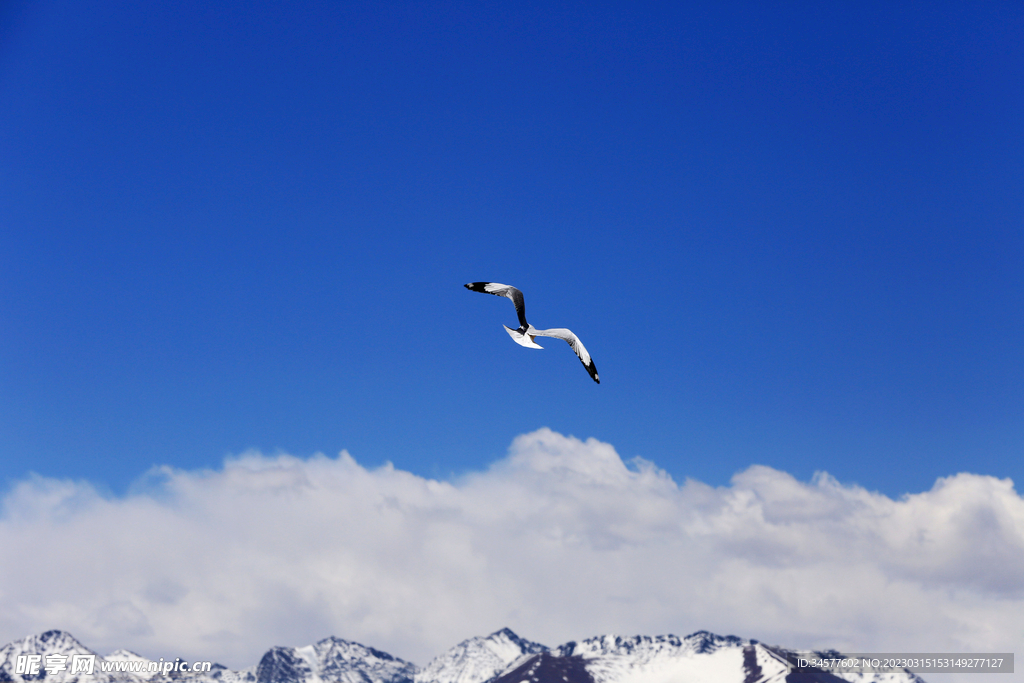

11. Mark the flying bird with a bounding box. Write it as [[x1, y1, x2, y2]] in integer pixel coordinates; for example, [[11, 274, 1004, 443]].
[[464, 282, 599, 383]]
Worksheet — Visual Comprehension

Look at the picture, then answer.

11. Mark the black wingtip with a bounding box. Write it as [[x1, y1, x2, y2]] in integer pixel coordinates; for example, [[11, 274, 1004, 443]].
[[465, 282, 487, 292]]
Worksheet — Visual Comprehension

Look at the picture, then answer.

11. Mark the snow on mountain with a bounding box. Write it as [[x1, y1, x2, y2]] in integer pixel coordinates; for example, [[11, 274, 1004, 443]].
[[555, 633, 752, 683], [102, 652, 157, 681], [254, 637, 414, 683], [416, 629, 547, 683], [0, 629, 926, 683], [547, 632, 925, 683], [0, 630, 137, 683], [314, 637, 415, 683], [187, 664, 256, 683]]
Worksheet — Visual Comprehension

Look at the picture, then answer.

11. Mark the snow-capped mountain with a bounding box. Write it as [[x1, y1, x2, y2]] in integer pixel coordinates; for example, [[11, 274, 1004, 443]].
[[0, 629, 927, 683], [416, 628, 547, 683], [0, 631, 137, 683], [254, 637, 414, 683]]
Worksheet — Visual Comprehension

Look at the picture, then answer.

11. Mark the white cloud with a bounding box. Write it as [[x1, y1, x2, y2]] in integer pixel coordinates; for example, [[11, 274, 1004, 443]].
[[1, 428, 1022, 678]]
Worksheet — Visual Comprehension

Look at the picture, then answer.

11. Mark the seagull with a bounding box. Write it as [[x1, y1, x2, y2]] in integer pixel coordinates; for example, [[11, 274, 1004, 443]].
[[464, 282, 599, 383]]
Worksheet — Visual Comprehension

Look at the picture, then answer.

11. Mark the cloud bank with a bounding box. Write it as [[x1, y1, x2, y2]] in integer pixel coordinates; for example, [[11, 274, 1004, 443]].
[[1, 429, 1022, 672]]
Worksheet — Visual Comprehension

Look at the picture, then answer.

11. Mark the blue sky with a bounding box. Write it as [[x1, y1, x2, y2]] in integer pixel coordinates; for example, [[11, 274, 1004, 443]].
[[2, 0, 1022, 499], [3, 3, 1024, 675]]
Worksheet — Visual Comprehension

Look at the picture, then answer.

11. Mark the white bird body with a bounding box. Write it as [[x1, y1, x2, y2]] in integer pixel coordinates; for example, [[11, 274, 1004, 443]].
[[465, 282, 600, 383], [504, 325, 544, 349]]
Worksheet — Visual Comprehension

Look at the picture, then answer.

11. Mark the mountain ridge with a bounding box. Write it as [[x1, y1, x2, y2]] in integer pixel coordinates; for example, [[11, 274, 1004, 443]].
[[0, 628, 926, 683]]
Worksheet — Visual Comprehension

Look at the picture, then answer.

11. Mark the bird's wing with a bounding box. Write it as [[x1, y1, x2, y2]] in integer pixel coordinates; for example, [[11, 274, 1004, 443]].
[[464, 282, 528, 329], [531, 327, 600, 383]]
